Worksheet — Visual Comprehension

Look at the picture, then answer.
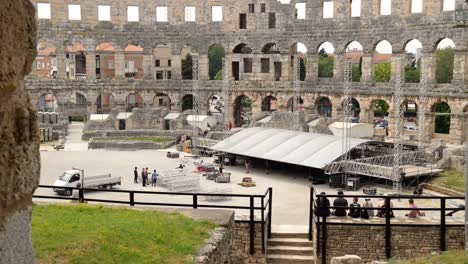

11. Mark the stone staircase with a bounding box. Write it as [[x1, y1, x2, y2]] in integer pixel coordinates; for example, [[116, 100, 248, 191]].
[[267, 232, 315, 263]]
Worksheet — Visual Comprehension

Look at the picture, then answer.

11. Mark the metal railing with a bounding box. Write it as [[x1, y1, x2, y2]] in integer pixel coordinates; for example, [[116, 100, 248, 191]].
[[34, 185, 273, 255], [308, 187, 465, 264]]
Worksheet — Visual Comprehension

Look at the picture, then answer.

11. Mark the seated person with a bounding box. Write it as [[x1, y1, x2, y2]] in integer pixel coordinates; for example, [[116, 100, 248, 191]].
[[332, 191, 348, 217], [314, 192, 331, 217], [348, 197, 361, 218], [405, 199, 425, 218], [362, 198, 374, 218], [376, 196, 394, 218]]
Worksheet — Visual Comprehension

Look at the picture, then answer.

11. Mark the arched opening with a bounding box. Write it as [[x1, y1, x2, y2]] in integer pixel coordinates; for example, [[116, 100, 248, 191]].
[[38, 93, 58, 112], [262, 43, 280, 54], [373, 40, 392, 82], [233, 43, 253, 54], [402, 100, 418, 130], [233, 95, 252, 127], [342, 97, 361, 121], [290, 42, 308, 81], [345, 41, 363, 82], [261, 96, 278, 112], [432, 101, 451, 135], [371, 99, 390, 127], [286, 96, 304, 112], [181, 94, 194, 111], [74, 93, 87, 106], [153, 45, 172, 80], [316, 97, 332, 118], [66, 43, 86, 79], [36, 41, 57, 79], [181, 46, 195, 80], [318, 42, 335, 78], [96, 42, 116, 79], [126, 93, 144, 112], [153, 93, 171, 110], [404, 39, 423, 83], [208, 44, 225, 80], [124, 44, 144, 79], [96, 93, 114, 114], [208, 94, 224, 116], [435, 38, 455, 84]]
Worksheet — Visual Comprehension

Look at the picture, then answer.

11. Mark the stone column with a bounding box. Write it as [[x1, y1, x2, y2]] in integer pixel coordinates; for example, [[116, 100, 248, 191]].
[[114, 48, 125, 79], [0, 1, 40, 264], [391, 53, 405, 82], [307, 53, 318, 83], [449, 114, 464, 144], [452, 50, 466, 85], [360, 52, 373, 83], [142, 49, 154, 80], [333, 52, 344, 82], [56, 49, 67, 79], [172, 54, 182, 80], [199, 54, 209, 81], [86, 51, 96, 79], [421, 52, 436, 84]]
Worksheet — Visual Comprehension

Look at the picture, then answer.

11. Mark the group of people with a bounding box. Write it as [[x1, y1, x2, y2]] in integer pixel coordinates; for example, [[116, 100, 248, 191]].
[[315, 191, 425, 219], [134, 167, 159, 187]]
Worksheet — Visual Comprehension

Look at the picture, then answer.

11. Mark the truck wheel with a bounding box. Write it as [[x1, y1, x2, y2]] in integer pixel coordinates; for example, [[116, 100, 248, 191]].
[[105, 185, 111, 190], [65, 189, 72, 196]]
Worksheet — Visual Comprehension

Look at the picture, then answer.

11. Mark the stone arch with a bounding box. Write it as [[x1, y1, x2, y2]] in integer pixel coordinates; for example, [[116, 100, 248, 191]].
[[233, 43, 253, 54], [290, 42, 308, 81], [153, 93, 171, 110], [286, 96, 304, 112], [37, 93, 58, 112], [317, 42, 335, 78], [261, 95, 278, 112], [233, 95, 252, 127], [431, 101, 451, 135], [462, 104, 468, 143], [373, 40, 393, 83], [435, 38, 455, 84], [345, 41, 364, 82], [369, 99, 390, 124], [208, 94, 224, 115], [126, 93, 144, 112], [404, 39, 423, 83], [153, 45, 172, 80], [316, 96, 333, 118], [95, 42, 116, 79], [96, 93, 114, 114], [36, 40, 57, 79], [181, 94, 194, 111], [208, 44, 225, 80], [262, 43, 280, 54], [74, 92, 87, 105], [402, 99, 418, 125], [342, 97, 361, 120], [124, 44, 144, 79], [66, 42, 86, 78]]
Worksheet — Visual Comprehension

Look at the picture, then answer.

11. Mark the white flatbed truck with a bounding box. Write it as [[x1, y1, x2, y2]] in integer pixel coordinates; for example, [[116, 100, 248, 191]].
[[53, 168, 121, 196]]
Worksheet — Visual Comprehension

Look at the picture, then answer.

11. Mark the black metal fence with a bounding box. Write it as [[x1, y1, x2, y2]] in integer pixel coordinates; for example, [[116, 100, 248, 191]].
[[308, 187, 465, 264], [33, 185, 273, 255]]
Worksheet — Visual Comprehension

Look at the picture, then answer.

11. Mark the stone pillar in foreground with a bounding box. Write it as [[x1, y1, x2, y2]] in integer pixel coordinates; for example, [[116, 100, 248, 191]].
[[0, 1, 41, 263]]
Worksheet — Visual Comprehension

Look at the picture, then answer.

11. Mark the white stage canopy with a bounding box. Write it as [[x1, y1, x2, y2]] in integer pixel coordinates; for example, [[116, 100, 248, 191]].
[[211, 127, 371, 169]]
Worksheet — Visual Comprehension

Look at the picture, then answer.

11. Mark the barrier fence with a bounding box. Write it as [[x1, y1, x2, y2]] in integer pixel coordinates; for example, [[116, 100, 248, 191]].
[[308, 187, 465, 264], [33, 185, 273, 255]]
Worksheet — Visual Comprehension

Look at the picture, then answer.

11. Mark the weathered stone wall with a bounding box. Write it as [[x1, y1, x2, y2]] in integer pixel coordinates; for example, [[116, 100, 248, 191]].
[[195, 215, 235, 264], [232, 220, 267, 264], [0, 1, 40, 263], [88, 137, 175, 150], [317, 223, 465, 263], [82, 129, 192, 140]]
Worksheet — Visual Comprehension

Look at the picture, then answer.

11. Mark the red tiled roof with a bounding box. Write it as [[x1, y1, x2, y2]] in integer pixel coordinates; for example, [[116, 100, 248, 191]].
[[96, 42, 115, 52], [124, 44, 143, 53], [66, 43, 85, 53], [38, 46, 56, 56]]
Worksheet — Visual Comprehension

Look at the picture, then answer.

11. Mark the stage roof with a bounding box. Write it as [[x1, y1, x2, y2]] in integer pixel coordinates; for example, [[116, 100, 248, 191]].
[[211, 127, 371, 169]]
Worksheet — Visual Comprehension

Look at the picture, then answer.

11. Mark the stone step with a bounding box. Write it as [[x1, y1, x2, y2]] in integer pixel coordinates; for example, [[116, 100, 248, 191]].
[[268, 238, 313, 247], [267, 246, 314, 256], [270, 232, 310, 239], [267, 254, 315, 264]]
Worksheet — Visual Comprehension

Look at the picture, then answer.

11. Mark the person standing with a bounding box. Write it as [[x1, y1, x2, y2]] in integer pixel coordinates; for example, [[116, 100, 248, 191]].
[[134, 167, 138, 184], [245, 159, 250, 174], [141, 168, 146, 187], [265, 160, 270, 175], [219, 162, 224, 175], [151, 169, 158, 187], [145, 168, 149, 187]]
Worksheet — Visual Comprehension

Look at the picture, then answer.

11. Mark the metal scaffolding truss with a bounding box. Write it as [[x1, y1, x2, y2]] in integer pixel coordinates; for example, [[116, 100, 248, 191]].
[[192, 55, 200, 137], [391, 56, 405, 194], [222, 58, 230, 138], [418, 55, 428, 149], [341, 59, 353, 185], [293, 56, 301, 112]]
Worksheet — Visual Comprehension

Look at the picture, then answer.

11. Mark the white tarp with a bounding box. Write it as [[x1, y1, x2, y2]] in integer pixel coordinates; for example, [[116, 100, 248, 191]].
[[116, 112, 133, 120], [211, 127, 371, 169], [164, 112, 180, 120], [328, 122, 374, 138], [90, 114, 110, 121], [187, 115, 218, 132]]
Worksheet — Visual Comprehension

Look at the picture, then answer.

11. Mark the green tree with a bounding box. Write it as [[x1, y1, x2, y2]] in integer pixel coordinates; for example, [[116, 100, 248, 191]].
[[405, 59, 421, 83], [374, 62, 391, 82], [208, 45, 225, 80], [436, 48, 454, 84], [318, 49, 334, 78], [181, 54, 193, 80], [373, 99, 389, 117], [352, 64, 361, 82], [215, 70, 223, 80], [434, 102, 451, 134]]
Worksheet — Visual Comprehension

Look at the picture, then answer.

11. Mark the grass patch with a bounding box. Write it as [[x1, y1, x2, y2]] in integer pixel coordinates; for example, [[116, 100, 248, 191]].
[[430, 170, 465, 193], [389, 250, 468, 264], [33, 204, 216, 264], [95, 137, 174, 143]]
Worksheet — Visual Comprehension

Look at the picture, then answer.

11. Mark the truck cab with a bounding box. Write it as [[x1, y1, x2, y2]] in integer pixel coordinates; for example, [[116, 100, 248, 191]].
[[53, 169, 82, 196]]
